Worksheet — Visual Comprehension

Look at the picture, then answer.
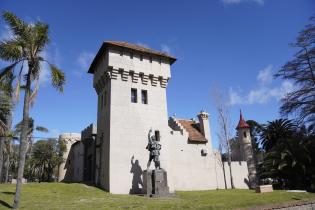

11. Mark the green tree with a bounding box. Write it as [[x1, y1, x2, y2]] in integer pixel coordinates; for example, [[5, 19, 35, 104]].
[[26, 139, 64, 182], [260, 119, 295, 152], [0, 12, 65, 208], [275, 16, 315, 124], [260, 119, 313, 190]]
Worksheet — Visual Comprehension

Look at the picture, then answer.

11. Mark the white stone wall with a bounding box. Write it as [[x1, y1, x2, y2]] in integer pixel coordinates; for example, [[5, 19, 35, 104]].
[[108, 48, 171, 79], [167, 130, 219, 191], [108, 74, 170, 194], [223, 161, 250, 189]]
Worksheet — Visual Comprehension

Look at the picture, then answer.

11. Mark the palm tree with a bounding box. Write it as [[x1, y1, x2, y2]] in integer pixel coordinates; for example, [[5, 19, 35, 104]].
[[0, 12, 65, 208], [260, 119, 313, 189], [260, 119, 295, 152], [0, 73, 14, 182]]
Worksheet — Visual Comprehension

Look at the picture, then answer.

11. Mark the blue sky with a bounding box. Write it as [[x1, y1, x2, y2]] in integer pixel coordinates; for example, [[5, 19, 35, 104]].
[[0, 0, 314, 148]]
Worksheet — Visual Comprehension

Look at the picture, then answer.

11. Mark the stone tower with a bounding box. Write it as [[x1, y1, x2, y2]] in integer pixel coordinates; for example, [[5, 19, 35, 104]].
[[236, 111, 257, 189], [88, 41, 176, 193], [58, 133, 81, 182]]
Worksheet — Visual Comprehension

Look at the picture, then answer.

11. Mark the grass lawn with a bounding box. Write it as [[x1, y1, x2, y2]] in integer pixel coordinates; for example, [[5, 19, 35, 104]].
[[0, 183, 314, 210]]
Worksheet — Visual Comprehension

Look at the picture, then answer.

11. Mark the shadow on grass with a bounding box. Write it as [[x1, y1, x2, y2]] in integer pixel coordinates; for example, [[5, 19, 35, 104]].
[[1, 192, 15, 195], [0, 200, 12, 209]]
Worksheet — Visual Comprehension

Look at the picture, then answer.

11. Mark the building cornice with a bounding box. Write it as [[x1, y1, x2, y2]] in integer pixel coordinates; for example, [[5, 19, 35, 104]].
[[94, 66, 170, 94]]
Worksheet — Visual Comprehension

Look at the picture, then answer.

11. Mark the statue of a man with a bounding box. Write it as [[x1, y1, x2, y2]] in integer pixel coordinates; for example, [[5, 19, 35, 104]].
[[146, 129, 161, 169]]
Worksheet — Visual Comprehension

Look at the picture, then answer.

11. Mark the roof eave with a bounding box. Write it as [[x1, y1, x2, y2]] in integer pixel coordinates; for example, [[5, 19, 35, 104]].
[[88, 41, 177, 74]]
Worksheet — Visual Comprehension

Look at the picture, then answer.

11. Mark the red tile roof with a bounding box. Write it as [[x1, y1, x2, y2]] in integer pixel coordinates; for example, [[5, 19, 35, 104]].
[[178, 120, 208, 144], [236, 110, 250, 129], [88, 41, 177, 74]]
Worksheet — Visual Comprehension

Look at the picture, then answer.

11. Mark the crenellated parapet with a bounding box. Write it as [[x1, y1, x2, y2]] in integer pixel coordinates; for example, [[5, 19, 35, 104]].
[[94, 66, 170, 94]]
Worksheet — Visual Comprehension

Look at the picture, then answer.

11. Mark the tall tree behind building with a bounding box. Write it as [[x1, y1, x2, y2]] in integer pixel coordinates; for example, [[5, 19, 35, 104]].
[[275, 16, 315, 124], [213, 88, 235, 189]]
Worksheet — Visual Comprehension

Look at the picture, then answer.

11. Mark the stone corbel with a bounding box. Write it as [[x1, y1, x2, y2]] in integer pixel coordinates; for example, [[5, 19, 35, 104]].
[[111, 68, 119, 80], [141, 73, 149, 85], [150, 75, 158, 86], [159, 77, 168, 88], [131, 72, 139, 83], [120, 69, 129, 81]]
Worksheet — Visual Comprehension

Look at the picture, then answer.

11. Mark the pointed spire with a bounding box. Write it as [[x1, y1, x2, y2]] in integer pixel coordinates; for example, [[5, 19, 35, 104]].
[[236, 109, 250, 129]]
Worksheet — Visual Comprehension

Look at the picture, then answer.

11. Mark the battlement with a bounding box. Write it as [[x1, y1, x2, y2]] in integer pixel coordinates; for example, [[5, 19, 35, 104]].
[[89, 41, 176, 94]]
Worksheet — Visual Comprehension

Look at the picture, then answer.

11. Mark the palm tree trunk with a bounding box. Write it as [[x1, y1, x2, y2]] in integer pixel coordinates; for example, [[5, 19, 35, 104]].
[[4, 110, 13, 183], [13, 71, 31, 209], [4, 153, 10, 183]]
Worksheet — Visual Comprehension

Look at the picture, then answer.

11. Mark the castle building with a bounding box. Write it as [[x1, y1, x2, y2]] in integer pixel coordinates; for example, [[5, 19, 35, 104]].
[[58, 41, 253, 193]]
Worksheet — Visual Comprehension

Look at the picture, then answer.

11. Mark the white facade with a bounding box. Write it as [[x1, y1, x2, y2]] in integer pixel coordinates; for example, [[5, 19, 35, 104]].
[[86, 41, 250, 194]]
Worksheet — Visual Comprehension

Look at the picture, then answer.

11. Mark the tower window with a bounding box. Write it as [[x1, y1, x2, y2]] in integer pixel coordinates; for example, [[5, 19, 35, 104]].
[[130, 52, 133, 59], [244, 131, 247, 138], [131, 88, 137, 103], [149, 56, 152, 63], [140, 54, 143, 61], [141, 90, 148, 104], [155, 130, 160, 141], [120, 50, 123, 56]]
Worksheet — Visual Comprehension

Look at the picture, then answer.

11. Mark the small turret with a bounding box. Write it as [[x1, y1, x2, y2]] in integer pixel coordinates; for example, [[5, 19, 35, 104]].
[[236, 110, 257, 189]]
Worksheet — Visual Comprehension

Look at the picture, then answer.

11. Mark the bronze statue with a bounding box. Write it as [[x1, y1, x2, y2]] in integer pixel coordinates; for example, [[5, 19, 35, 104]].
[[146, 128, 161, 169]]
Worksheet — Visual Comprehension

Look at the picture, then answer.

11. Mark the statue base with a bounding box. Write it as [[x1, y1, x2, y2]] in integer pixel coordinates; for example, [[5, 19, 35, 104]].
[[143, 169, 169, 197]]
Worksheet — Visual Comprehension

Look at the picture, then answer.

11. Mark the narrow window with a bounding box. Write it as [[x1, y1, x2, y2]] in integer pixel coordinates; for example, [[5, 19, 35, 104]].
[[130, 51, 133, 59], [244, 131, 247, 138], [120, 50, 123, 56], [140, 54, 143, 61], [159, 57, 161, 64], [131, 88, 137, 103], [155, 130, 160, 141], [141, 90, 148, 104], [149, 56, 152, 63]]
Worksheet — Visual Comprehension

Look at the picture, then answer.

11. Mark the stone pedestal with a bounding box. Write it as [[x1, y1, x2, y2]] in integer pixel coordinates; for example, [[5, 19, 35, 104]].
[[256, 185, 273, 193], [143, 169, 169, 197]]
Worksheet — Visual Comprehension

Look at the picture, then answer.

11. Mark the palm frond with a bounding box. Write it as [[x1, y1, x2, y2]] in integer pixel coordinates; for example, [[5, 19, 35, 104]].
[[0, 61, 21, 79], [33, 22, 49, 53], [30, 58, 41, 81], [49, 64, 65, 92], [13, 63, 23, 102], [2, 11, 30, 42], [0, 119, 7, 135], [35, 126, 48, 133], [14, 75, 21, 102], [0, 40, 23, 62], [0, 93, 12, 117]]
